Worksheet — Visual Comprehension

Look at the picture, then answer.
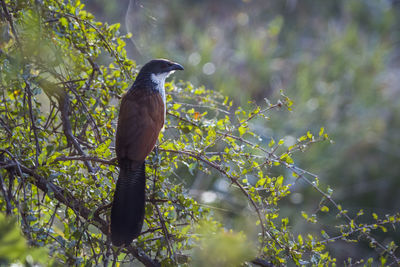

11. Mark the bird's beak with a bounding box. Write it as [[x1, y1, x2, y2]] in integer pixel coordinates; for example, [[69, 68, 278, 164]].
[[170, 62, 184, 71]]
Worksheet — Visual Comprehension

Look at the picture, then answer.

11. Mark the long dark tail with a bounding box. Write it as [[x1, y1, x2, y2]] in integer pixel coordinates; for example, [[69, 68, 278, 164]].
[[111, 161, 146, 246]]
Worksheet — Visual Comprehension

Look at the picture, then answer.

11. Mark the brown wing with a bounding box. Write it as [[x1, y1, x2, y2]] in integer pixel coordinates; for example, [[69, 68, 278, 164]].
[[116, 89, 165, 166]]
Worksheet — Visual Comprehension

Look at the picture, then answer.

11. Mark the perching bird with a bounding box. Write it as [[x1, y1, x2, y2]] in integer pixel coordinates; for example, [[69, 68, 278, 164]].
[[110, 59, 183, 246]]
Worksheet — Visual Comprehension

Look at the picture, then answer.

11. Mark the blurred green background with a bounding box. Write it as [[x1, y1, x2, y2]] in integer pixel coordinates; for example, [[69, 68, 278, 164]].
[[84, 0, 400, 261]]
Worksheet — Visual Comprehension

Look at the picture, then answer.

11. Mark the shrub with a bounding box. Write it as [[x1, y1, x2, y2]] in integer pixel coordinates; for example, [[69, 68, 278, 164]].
[[0, 0, 399, 265]]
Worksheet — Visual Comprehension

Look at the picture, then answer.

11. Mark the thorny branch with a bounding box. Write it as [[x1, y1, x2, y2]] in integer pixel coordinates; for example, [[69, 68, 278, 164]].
[[55, 87, 97, 176], [0, 151, 159, 267], [0, 0, 20, 45], [66, 81, 103, 143], [0, 172, 12, 214], [166, 107, 400, 264], [0, 1, 158, 265], [152, 162, 175, 260], [1, 0, 398, 265], [25, 81, 41, 167], [160, 148, 276, 249], [49, 10, 132, 79], [53, 155, 117, 165]]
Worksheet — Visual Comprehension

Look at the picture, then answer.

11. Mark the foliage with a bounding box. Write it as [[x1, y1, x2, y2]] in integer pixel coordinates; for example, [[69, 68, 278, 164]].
[[117, 0, 400, 260], [0, 0, 400, 266], [0, 213, 49, 265]]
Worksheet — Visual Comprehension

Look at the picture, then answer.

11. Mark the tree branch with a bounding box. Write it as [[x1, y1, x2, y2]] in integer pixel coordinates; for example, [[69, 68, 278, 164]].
[[160, 148, 280, 249], [53, 155, 117, 165], [25, 81, 41, 166], [0, 147, 158, 266], [55, 87, 97, 176], [0, 0, 20, 45], [16, 164, 159, 267]]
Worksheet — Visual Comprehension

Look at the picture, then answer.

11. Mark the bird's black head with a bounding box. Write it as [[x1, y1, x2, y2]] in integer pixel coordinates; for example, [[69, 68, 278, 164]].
[[139, 59, 184, 75], [132, 59, 183, 91]]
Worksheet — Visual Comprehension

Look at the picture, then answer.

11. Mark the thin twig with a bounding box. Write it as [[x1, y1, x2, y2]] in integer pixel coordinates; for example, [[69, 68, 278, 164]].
[[237, 102, 281, 128], [0, 172, 13, 214], [25, 80, 41, 166], [56, 87, 96, 175], [154, 204, 175, 260], [272, 156, 400, 264], [53, 155, 117, 165], [0, 117, 12, 136], [160, 148, 278, 249], [14, 161, 158, 266], [66, 84, 102, 143], [153, 157, 175, 261], [0, 0, 20, 45]]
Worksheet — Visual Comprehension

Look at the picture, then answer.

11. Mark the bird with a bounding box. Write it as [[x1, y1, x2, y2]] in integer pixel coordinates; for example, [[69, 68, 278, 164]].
[[111, 59, 184, 246]]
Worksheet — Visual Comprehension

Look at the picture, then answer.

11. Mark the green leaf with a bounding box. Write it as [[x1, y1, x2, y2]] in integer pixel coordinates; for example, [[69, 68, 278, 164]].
[[172, 103, 182, 110], [268, 139, 275, 147], [238, 126, 246, 136], [320, 206, 329, 213], [276, 176, 283, 188], [59, 17, 68, 28], [319, 127, 325, 137]]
